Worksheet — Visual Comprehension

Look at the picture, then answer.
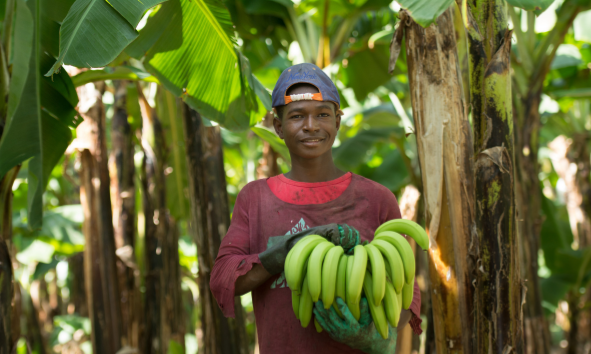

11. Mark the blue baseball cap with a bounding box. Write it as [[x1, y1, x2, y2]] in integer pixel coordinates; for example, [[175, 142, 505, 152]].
[[272, 63, 340, 109]]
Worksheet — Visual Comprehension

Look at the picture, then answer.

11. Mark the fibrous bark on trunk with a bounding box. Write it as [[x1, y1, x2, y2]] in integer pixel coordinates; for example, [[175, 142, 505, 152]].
[[391, 8, 475, 353], [110, 80, 143, 350], [75, 81, 123, 354], [182, 104, 249, 354], [138, 86, 185, 354], [464, 0, 523, 351], [549, 133, 591, 353], [509, 4, 585, 351], [0, 164, 19, 354], [257, 112, 281, 179]]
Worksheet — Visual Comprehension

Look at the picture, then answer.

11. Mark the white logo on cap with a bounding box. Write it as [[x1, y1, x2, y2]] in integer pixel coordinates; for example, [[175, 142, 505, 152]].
[[290, 93, 314, 101]]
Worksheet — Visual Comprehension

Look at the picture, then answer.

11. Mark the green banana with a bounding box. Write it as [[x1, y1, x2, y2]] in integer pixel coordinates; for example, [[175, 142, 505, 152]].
[[371, 239, 405, 293], [322, 246, 344, 309], [384, 280, 400, 327], [333, 254, 348, 318], [347, 245, 368, 304], [374, 231, 415, 284], [375, 219, 429, 251], [396, 290, 402, 313], [286, 236, 328, 292], [363, 271, 389, 339], [402, 281, 414, 310], [292, 290, 300, 320], [307, 241, 335, 302], [314, 317, 323, 333], [365, 244, 386, 307], [346, 245, 367, 320], [299, 275, 313, 328]]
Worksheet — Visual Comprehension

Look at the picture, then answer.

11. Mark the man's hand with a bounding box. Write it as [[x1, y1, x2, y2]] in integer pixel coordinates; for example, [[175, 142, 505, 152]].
[[259, 223, 360, 275], [313, 297, 397, 354]]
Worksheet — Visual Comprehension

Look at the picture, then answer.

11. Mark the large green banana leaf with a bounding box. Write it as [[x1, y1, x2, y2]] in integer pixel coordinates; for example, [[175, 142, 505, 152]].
[[137, 0, 269, 131], [0, 0, 79, 227], [46, 0, 165, 75], [395, 0, 454, 27]]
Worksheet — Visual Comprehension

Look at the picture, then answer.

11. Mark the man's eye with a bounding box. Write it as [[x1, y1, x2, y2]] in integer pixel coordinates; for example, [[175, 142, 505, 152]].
[[290, 115, 303, 119]]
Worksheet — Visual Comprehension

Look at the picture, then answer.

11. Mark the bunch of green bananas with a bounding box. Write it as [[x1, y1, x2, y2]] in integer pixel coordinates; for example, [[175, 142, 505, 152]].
[[284, 219, 429, 339]]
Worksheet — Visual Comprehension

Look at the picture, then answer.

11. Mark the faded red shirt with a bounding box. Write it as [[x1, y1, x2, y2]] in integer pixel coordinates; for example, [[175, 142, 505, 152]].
[[210, 174, 422, 354]]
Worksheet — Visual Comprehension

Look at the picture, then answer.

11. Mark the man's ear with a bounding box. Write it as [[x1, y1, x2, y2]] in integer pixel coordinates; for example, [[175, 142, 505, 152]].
[[272, 108, 284, 139], [335, 108, 343, 131]]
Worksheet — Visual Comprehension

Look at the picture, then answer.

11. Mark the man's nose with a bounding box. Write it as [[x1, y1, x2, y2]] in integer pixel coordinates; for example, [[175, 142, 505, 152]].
[[302, 114, 319, 132]]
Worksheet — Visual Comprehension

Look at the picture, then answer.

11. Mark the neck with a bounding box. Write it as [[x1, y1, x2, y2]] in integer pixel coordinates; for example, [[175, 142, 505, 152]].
[[285, 151, 345, 182]]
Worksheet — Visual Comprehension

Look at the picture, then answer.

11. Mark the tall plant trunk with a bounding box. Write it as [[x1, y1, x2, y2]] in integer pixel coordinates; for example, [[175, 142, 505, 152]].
[[549, 133, 591, 353], [138, 87, 185, 354], [0, 164, 19, 354], [110, 80, 143, 350], [19, 283, 48, 354], [257, 112, 281, 179], [76, 81, 123, 354], [465, 0, 522, 352], [67, 253, 88, 316], [510, 5, 583, 351], [182, 104, 249, 354], [392, 8, 475, 353]]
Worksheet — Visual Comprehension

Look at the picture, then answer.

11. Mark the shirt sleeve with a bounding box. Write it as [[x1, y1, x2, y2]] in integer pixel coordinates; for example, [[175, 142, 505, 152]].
[[378, 187, 423, 335], [210, 186, 261, 318]]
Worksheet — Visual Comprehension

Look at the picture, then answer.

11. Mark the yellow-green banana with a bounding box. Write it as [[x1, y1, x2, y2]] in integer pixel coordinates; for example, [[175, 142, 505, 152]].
[[371, 239, 405, 293], [346, 245, 367, 305], [346, 245, 367, 320], [299, 275, 313, 328], [402, 281, 414, 310], [374, 231, 415, 284], [397, 291, 402, 313], [286, 236, 328, 292], [365, 244, 386, 307], [363, 271, 389, 339], [333, 254, 348, 318], [321, 246, 344, 309], [307, 241, 335, 302], [314, 317, 323, 333], [292, 290, 300, 320], [375, 219, 429, 251], [384, 281, 400, 327]]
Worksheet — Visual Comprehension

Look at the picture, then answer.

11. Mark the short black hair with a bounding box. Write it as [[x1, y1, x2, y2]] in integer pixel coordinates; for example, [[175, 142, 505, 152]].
[[274, 83, 336, 120]]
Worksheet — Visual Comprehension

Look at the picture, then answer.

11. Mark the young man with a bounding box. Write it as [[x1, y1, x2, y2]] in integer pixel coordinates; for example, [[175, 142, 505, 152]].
[[210, 63, 421, 353]]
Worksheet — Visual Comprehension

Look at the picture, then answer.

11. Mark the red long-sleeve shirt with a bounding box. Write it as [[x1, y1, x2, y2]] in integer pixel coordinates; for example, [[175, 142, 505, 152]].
[[210, 173, 422, 353]]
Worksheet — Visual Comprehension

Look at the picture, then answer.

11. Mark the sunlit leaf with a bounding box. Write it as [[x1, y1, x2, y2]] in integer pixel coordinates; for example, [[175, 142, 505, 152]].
[[506, 0, 554, 15], [251, 126, 291, 164], [0, 0, 80, 227], [71, 66, 160, 87], [142, 0, 267, 130], [395, 0, 454, 28]]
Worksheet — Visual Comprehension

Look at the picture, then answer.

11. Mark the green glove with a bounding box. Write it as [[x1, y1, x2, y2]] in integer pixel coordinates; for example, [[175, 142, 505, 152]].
[[313, 297, 397, 354], [259, 224, 360, 275]]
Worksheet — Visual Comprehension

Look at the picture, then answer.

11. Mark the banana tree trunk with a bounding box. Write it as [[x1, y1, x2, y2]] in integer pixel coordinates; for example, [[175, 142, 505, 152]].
[[464, 0, 522, 352], [138, 87, 185, 354], [509, 5, 583, 352], [392, 8, 475, 353], [76, 81, 123, 354], [257, 113, 281, 179], [110, 80, 143, 350], [549, 133, 591, 353], [182, 104, 249, 354], [0, 163, 19, 354]]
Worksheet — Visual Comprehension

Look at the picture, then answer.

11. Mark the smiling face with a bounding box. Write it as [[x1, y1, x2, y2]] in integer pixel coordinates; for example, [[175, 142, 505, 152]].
[[273, 84, 343, 160]]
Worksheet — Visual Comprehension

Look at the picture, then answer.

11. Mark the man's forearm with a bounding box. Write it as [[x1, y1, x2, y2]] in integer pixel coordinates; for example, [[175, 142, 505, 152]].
[[235, 263, 272, 296]]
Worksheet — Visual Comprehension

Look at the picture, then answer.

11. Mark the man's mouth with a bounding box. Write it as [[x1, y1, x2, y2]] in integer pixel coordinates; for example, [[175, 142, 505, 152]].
[[301, 137, 325, 146]]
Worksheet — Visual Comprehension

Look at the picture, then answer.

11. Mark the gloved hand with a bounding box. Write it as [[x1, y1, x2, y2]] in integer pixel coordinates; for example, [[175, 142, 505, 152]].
[[259, 224, 360, 275], [313, 297, 397, 354]]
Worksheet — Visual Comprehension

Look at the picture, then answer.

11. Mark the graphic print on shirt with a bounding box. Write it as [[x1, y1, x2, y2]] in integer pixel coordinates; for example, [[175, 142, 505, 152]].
[[269, 218, 309, 289]]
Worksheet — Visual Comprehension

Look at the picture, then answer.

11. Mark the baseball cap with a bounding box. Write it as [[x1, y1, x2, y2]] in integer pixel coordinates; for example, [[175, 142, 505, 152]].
[[272, 63, 340, 109]]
